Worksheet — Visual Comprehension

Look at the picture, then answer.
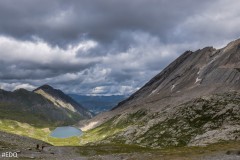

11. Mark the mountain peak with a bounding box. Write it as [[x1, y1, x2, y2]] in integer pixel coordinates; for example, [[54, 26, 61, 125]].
[[34, 84, 54, 91], [33, 84, 93, 119], [224, 38, 240, 52], [227, 38, 240, 46], [13, 88, 29, 93]]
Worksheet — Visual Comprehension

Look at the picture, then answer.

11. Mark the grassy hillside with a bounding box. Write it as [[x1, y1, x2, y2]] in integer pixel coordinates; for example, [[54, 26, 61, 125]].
[[0, 102, 84, 146], [0, 88, 92, 146], [0, 117, 82, 146], [79, 109, 148, 145]]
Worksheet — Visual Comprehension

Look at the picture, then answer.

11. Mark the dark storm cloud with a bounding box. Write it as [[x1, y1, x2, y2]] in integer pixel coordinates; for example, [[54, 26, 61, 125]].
[[1, 0, 240, 95], [0, 0, 211, 46], [0, 60, 98, 80], [0, 35, 100, 81]]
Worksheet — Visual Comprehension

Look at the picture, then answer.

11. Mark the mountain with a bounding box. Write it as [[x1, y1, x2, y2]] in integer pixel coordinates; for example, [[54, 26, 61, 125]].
[[0, 88, 76, 126], [69, 94, 126, 114], [34, 85, 93, 119], [79, 38, 240, 148], [0, 85, 92, 127], [0, 85, 93, 144]]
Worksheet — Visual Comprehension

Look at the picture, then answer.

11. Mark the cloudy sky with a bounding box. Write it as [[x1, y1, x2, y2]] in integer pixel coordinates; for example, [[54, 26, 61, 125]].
[[0, 0, 240, 95]]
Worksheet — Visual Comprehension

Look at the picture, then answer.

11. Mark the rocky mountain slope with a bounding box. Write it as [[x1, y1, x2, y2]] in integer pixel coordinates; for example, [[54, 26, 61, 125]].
[[0, 130, 50, 150], [79, 38, 240, 148]]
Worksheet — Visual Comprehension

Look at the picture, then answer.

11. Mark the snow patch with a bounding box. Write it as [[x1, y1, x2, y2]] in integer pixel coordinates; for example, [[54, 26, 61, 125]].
[[171, 84, 176, 91], [149, 88, 157, 96], [195, 77, 202, 84]]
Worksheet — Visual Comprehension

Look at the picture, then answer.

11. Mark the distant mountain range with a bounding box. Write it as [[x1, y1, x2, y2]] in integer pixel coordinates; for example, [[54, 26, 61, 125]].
[[69, 94, 126, 114], [80, 38, 240, 148]]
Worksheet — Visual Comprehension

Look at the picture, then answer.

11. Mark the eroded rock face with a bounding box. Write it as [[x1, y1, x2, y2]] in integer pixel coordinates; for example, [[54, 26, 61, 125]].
[[81, 38, 240, 148]]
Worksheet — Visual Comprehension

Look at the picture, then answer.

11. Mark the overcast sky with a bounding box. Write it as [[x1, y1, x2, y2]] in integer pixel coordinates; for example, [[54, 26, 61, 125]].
[[0, 0, 240, 95]]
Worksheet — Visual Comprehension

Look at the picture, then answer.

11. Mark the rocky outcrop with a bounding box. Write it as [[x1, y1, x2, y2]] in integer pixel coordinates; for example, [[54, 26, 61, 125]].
[[0, 130, 50, 149]]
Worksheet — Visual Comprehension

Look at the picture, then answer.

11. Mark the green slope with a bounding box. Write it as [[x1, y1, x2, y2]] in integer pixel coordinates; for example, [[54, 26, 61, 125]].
[[0, 88, 87, 146]]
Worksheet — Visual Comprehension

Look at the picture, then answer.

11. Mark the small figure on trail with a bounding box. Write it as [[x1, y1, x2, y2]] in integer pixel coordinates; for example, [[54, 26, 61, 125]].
[[36, 144, 39, 150], [42, 145, 45, 151]]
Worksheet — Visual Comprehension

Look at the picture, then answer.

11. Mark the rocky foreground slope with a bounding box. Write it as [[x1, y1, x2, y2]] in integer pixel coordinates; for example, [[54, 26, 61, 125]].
[[80, 39, 240, 148], [1, 130, 240, 160]]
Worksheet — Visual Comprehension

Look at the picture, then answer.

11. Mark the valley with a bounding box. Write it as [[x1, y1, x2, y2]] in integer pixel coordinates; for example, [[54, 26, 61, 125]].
[[69, 94, 126, 114], [0, 39, 240, 159]]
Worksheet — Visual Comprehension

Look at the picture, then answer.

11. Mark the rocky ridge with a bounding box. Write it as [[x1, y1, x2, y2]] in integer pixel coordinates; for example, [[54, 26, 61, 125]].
[[80, 38, 240, 148]]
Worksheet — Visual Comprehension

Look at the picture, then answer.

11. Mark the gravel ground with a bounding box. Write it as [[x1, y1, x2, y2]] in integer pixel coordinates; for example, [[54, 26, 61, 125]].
[[1, 147, 240, 160], [1, 131, 240, 160]]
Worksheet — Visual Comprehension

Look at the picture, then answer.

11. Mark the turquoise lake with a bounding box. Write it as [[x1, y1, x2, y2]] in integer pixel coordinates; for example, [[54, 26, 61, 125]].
[[50, 126, 83, 138]]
